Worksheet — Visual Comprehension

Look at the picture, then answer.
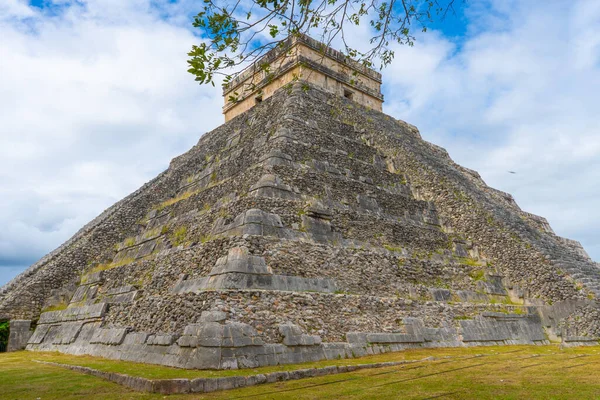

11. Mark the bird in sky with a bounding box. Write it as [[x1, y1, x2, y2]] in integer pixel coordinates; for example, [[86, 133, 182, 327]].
[[508, 171, 517, 174]]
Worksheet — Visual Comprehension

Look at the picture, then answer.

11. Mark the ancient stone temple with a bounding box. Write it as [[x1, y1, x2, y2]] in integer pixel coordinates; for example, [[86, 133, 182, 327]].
[[1, 36, 599, 369], [223, 34, 383, 121]]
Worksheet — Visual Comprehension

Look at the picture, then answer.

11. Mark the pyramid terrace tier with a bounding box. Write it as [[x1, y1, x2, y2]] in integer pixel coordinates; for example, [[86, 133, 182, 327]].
[[72, 236, 507, 300], [28, 291, 560, 370]]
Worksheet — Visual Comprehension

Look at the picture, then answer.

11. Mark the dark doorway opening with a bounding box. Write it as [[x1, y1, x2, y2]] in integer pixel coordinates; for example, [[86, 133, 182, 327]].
[[0, 320, 9, 352]]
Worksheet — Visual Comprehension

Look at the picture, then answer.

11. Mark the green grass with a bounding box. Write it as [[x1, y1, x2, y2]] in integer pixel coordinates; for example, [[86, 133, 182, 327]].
[[458, 257, 484, 267], [170, 226, 188, 246], [2, 345, 600, 399], [41, 302, 69, 312], [469, 269, 486, 281], [85, 257, 136, 275], [142, 228, 162, 239], [383, 244, 403, 253], [155, 190, 198, 211]]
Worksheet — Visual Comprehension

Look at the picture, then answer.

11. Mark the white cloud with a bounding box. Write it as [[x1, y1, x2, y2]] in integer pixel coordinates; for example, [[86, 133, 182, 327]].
[[0, 0, 35, 19], [1, 0, 599, 287], [381, 0, 600, 260], [0, 0, 223, 285]]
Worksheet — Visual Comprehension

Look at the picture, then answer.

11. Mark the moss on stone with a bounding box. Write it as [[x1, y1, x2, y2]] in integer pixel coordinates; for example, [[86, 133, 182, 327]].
[[469, 269, 486, 282], [87, 258, 136, 275], [41, 302, 69, 313], [155, 190, 198, 211], [170, 227, 188, 247]]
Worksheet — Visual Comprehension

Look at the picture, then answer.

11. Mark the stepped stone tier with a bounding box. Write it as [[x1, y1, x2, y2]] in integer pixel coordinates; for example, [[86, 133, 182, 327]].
[[2, 56, 600, 367]]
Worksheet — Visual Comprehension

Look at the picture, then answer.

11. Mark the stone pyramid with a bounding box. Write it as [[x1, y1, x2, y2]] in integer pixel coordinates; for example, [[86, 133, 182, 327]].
[[2, 72, 600, 368]]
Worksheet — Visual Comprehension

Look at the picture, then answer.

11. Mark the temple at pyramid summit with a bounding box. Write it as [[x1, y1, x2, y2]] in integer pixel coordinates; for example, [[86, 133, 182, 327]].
[[1, 35, 599, 368], [223, 34, 384, 121]]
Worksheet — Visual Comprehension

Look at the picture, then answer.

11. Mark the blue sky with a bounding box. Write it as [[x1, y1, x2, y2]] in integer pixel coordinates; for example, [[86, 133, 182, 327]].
[[0, 0, 599, 286]]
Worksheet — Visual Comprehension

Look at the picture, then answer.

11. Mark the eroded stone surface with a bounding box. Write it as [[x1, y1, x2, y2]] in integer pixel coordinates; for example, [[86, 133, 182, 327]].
[[3, 82, 599, 369], [7, 320, 32, 351]]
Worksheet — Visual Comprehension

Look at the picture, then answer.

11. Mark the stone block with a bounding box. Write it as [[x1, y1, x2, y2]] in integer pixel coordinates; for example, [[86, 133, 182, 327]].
[[365, 332, 424, 344], [183, 323, 202, 336], [373, 154, 387, 169], [184, 347, 221, 369], [356, 363, 376, 369], [70, 286, 89, 303], [147, 334, 176, 346], [199, 310, 228, 323], [177, 335, 198, 347], [455, 290, 489, 302], [105, 291, 138, 304], [204, 379, 220, 393], [122, 332, 149, 345], [146, 209, 158, 219], [197, 323, 224, 347], [323, 366, 338, 375], [105, 285, 137, 295], [151, 379, 191, 394], [430, 288, 452, 302], [126, 376, 153, 392], [38, 303, 107, 324], [460, 313, 546, 344], [173, 272, 336, 294], [7, 320, 32, 351], [301, 215, 333, 238], [424, 327, 458, 343], [250, 174, 300, 200], [28, 324, 51, 345], [84, 271, 104, 285], [220, 357, 239, 369], [86, 286, 99, 301], [289, 368, 315, 380], [563, 336, 599, 342], [135, 240, 157, 259], [246, 374, 267, 386], [314, 366, 336, 376], [346, 332, 367, 343], [190, 378, 207, 393], [266, 371, 290, 383], [299, 335, 321, 346], [51, 322, 84, 345], [237, 355, 260, 369], [90, 328, 128, 345], [242, 223, 263, 236], [279, 323, 303, 338], [356, 194, 381, 213], [481, 275, 508, 295], [216, 376, 246, 391], [210, 247, 272, 276]]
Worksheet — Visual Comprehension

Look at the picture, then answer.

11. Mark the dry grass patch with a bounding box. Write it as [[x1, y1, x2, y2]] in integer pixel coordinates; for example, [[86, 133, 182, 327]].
[[155, 190, 198, 211], [2, 345, 600, 399]]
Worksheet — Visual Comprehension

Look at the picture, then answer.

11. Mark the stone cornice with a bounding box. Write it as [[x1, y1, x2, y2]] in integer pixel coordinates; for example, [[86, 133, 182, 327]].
[[223, 34, 382, 95]]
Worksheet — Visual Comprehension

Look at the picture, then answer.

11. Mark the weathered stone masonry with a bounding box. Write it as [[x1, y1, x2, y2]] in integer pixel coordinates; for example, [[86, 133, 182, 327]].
[[2, 81, 599, 362]]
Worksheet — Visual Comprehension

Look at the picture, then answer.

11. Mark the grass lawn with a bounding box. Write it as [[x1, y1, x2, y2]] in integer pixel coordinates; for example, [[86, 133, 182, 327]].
[[1, 345, 600, 399]]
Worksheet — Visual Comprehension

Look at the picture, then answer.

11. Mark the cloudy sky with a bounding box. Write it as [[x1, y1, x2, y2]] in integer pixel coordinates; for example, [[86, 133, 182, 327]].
[[1, 0, 599, 286]]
